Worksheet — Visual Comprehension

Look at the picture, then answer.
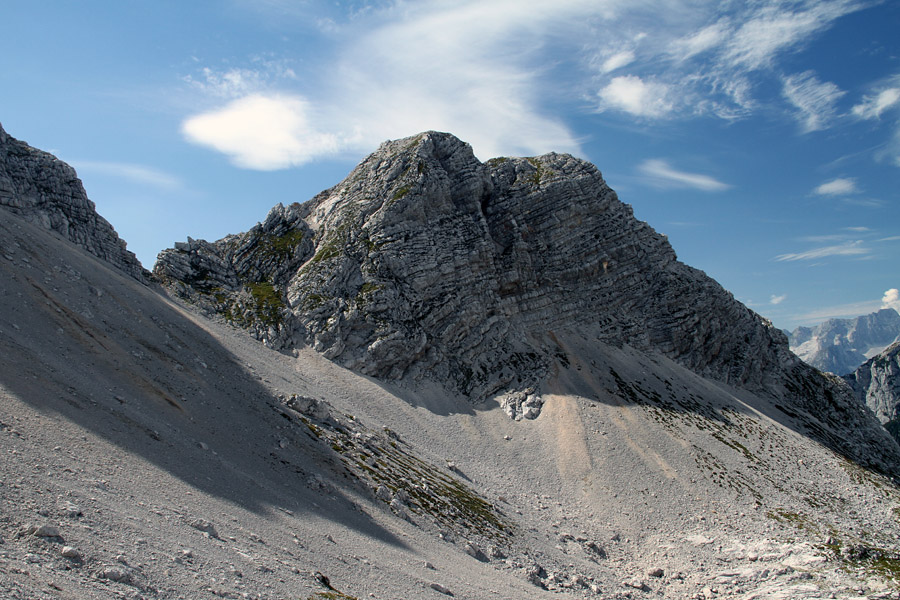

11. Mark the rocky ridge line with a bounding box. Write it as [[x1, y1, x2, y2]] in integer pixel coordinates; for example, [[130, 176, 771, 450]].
[[154, 132, 899, 474], [0, 122, 146, 281]]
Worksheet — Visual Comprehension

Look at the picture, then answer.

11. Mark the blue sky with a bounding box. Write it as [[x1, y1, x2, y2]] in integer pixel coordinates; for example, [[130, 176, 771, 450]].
[[1, 0, 898, 331]]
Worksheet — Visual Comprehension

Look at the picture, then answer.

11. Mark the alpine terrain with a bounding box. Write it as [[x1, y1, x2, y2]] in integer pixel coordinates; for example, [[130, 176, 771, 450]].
[[789, 309, 900, 376], [3, 123, 900, 600]]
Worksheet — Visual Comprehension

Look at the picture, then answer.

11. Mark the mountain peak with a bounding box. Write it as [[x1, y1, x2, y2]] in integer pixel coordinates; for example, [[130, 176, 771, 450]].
[[0, 122, 147, 281]]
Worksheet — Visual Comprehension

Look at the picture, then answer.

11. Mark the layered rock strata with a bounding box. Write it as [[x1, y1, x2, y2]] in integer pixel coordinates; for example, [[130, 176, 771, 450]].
[[0, 122, 145, 281], [845, 342, 900, 440], [155, 132, 898, 473]]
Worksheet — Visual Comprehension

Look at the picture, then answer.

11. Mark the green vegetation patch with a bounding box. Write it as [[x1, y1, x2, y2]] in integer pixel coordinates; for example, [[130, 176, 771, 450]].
[[259, 229, 304, 260], [247, 281, 285, 326], [392, 184, 411, 201]]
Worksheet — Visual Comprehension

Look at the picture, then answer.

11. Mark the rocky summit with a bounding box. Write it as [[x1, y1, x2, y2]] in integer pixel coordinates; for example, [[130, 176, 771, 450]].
[[0, 122, 146, 282], [156, 131, 897, 474]]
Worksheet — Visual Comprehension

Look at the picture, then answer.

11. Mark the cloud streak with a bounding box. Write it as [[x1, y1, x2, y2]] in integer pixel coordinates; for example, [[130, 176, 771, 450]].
[[70, 160, 184, 191], [637, 159, 730, 191], [775, 240, 870, 262]]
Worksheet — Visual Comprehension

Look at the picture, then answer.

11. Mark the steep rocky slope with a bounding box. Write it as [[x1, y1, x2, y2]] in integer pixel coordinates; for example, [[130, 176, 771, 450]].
[[0, 122, 146, 281], [155, 131, 899, 475], [790, 309, 900, 375], [845, 342, 900, 441]]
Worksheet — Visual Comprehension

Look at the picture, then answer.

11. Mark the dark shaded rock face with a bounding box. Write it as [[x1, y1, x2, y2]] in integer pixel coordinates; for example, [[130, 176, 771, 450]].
[[0, 123, 146, 281], [154, 131, 899, 473], [790, 309, 900, 375], [845, 342, 900, 443]]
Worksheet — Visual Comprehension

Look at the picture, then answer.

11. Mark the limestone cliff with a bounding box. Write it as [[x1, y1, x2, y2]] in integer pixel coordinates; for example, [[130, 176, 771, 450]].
[[154, 132, 897, 472], [0, 122, 146, 281], [845, 342, 900, 442]]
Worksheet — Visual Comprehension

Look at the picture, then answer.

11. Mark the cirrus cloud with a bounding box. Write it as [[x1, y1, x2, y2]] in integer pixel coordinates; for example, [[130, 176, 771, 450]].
[[637, 159, 730, 191], [774, 240, 870, 262]]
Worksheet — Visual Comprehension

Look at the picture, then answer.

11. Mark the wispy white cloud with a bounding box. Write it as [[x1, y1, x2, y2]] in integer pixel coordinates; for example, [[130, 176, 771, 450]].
[[719, 2, 859, 71], [782, 71, 845, 133], [637, 159, 730, 191], [774, 240, 870, 262], [852, 87, 900, 120], [599, 50, 635, 73], [813, 177, 858, 195], [770, 294, 787, 305], [598, 76, 674, 118], [70, 160, 184, 191]]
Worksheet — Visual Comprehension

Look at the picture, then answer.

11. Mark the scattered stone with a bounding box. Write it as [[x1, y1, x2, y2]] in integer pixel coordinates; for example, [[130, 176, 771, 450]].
[[285, 395, 330, 420], [313, 571, 331, 587], [33, 524, 61, 538], [61, 546, 82, 560], [582, 541, 607, 558], [60, 502, 82, 518], [623, 578, 649, 591], [97, 566, 131, 583], [189, 519, 219, 538], [375, 485, 392, 502], [648, 568, 664, 578], [464, 542, 488, 562], [429, 582, 452, 595]]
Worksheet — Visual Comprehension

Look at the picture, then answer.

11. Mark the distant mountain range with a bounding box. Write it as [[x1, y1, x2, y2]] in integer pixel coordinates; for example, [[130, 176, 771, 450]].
[[789, 308, 900, 375]]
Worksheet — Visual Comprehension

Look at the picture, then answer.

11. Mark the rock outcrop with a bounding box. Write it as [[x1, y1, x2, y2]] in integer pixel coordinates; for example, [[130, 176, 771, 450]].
[[845, 342, 900, 442], [789, 308, 900, 375], [154, 132, 898, 473], [0, 122, 146, 281]]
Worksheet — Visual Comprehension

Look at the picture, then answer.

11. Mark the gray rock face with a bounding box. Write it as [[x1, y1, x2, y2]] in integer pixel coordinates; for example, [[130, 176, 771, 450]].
[[844, 342, 900, 440], [157, 132, 790, 395], [154, 132, 898, 472], [0, 122, 146, 281], [789, 309, 900, 375]]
